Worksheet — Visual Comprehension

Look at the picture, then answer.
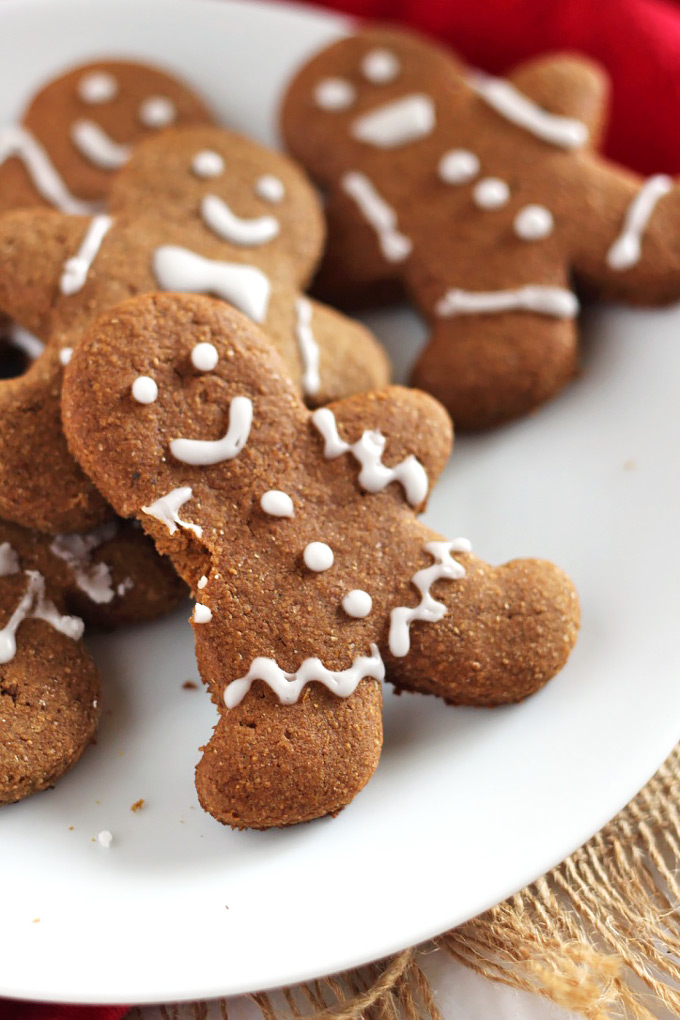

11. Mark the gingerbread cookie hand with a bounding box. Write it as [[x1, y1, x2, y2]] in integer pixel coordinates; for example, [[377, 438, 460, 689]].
[[282, 29, 680, 429], [62, 292, 579, 830]]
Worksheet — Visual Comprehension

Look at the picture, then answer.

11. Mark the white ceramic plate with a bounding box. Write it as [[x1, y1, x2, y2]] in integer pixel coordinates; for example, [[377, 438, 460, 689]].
[[1, 0, 679, 1005]]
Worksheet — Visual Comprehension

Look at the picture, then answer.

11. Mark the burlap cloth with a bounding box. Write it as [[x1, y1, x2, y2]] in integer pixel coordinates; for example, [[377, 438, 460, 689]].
[[132, 743, 680, 1020]]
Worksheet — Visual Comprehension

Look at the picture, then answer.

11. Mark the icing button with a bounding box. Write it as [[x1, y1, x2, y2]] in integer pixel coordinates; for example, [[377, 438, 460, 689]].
[[303, 541, 334, 572], [473, 177, 510, 209]]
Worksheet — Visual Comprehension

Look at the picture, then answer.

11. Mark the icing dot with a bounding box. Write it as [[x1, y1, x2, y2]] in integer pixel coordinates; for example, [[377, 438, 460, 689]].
[[314, 78, 356, 111], [342, 590, 372, 618], [438, 149, 480, 185], [514, 204, 554, 241], [78, 71, 118, 104], [139, 96, 176, 128], [261, 490, 294, 518], [303, 541, 334, 572], [255, 174, 285, 203], [131, 375, 158, 404], [473, 178, 510, 209], [197, 575, 208, 589], [59, 348, 73, 366], [192, 150, 224, 178], [361, 49, 400, 84], [191, 342, 219, 372], [97, 830, 113, 848], [194, 602, 212, 623]]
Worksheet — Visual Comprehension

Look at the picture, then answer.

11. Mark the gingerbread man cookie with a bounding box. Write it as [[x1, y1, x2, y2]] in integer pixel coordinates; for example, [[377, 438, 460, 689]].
[[62, 292, 579, 829], [281, 28, 680, 429], [0, 125, 389, 534], [0, 59, 214, 215]]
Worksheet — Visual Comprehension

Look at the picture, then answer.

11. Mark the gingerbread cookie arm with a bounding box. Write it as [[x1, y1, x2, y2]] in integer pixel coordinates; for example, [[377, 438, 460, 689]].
[[567, 160, 680, 303], [381, 524, 580, 705]]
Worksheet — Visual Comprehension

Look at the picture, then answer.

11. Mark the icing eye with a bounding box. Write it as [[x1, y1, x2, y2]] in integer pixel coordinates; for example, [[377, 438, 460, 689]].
[[342, 589, 372, 618], [314, 78, 356, 111], [473, 177, 510, 209], [303, 541, 334, 572], [192, 150, 224, 179], [361, 49, 400, 84], [255, 174, 285, 203], [260, 490, 294, 517], [514, 204, 554, 241], [438, 149, 480, 185], [78, 71, 118, 104], [131, 375, 158, 404], [139, 96, 176, 128], [190, 342, 219, 371]]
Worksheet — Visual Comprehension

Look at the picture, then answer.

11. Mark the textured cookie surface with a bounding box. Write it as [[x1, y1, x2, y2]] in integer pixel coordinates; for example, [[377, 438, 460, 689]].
[[62, 292, 579, 829], [281, 28, 680, 429], [0, 125, 389, 533]]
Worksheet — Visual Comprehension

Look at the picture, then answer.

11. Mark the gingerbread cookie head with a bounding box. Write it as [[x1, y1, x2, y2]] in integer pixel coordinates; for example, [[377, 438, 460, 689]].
[[0, 124, 388, 534], [0, 59, 214, 215], [0, 527, 99, 805], [282, 29, 680, 429], [62, 292, 579, 829]]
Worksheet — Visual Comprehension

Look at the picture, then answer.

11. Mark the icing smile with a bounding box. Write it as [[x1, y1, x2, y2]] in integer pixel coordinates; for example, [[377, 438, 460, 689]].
[[201, 194, 280, 246], [70, 119, 132, 170]]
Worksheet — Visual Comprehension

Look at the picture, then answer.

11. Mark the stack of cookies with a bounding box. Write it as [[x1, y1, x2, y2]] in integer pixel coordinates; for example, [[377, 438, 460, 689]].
[[4, 30, 674, 830]]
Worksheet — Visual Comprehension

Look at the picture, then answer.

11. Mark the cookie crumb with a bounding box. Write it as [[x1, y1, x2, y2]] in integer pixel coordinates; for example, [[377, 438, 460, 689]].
[[97, 829, 113, 848], [183, 680, 198, 690], [32, 918, 40, 923], [130, 798, 145, 812], [624, 459, 636, 470]]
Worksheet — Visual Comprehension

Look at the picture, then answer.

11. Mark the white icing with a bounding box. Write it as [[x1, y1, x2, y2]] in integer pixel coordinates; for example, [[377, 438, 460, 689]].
[[97, 830, 113, 848], [361, 49, 400, 84], [341, 171, 412, 263], [197, 575, 208, 589], [78, 72, 118, 104], [59, 348, 73, 366], [132, 375, 158, 404], [606, 174, 673, 271], [314, 78, 356, 111], [294, 297, 321, 397], [191, 342, 219, 372], [201, 194, 280, 247], [59, 214, 113, 296], [142, 486, 203, 538], [191, 150, 224, 178], [472, 73, 589, 149], [170, 395, 252, 466], [0, 125, 97, 214], [224, 643, 384, 708], [139, 96, 176, 128], [389, 540, 470, 657], [312, 407, 429, 506], [303, 541, 334, 572], [351, 94, 435, 148], [6, 323, 44, 360], [70, 120, 131, 170], [435, 284, 579, 319], [116, 577, 134, 597], [255, 174, 285, 203], [473, 177, 509, 209], [342, 589, 372, 618], [50, 523, 118, 604], [0, 570, 84, 664], [0, 542, 19, 577], [153, 246, 271, 323], [194, 602, 212, 623], [438, 149, 480, 185], [514, 204, 554, 241], [260, 490, 294, 517]]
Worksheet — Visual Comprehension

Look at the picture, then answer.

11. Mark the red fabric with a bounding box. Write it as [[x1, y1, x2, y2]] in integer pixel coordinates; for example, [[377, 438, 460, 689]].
[[0, 1005, 128, 1020], [319, 0, 680, 176], [5, 3, 680, 1018]]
